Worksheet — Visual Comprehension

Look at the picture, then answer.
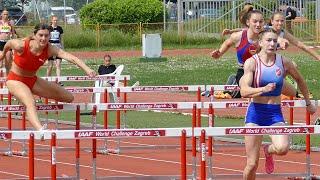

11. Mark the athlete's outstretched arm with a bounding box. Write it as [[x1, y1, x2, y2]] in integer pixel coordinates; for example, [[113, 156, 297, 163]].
[[0, 39, 23, 60], [211, 31, 241, 59], [49, 45, 96, 77], [284, 31, 320, 61], [222, 28, 243, 36], [239, 58, 276, 97], [283, 57, 316, 114]]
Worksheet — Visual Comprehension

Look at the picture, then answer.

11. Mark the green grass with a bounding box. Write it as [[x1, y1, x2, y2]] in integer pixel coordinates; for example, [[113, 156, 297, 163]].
[[39, 51, 320, 98], [39, 110, 320, 146], [36, 50, 320, 147]]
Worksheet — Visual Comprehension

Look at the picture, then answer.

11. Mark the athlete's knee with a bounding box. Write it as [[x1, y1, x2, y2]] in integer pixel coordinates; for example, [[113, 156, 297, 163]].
[[24, 101, 37, 111], [245, 159, 259, 172], [244, 163, 258, 176], [273, 143, 289, 155], [64, 93, 74, 103]]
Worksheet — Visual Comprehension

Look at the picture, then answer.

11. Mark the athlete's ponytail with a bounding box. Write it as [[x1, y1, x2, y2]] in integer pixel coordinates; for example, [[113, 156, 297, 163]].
[[239, 3, 254, 27]]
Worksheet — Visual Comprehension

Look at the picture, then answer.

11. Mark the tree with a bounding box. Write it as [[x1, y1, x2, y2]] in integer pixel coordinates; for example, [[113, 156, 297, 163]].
[[0, 0, 31, 9], [80, 0, 163, 24]]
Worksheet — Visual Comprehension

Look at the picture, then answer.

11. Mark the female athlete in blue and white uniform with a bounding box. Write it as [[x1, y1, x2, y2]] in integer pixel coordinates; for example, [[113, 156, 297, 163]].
[[239, 29, 316, 179]]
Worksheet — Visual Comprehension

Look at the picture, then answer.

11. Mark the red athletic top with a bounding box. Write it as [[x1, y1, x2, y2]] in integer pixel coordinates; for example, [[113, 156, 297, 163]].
[[13, 39, 49, 72]]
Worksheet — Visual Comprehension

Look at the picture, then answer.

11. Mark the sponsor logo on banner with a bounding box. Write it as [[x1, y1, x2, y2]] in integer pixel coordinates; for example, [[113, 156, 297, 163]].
[[224, 85, 240, 91], [0, 132, 12, 140], [75, 130, 165, 138], [0, 106, 25, 112], [107, 103, 178, 109], [226, 102, 249, 108], [281, 101, 295, 107], [37, 105, 64, 111], [132, 86, 188, 92], [225, 127, 314, 135], [66, 76, 115, 81], [66, 88, 93, 93]]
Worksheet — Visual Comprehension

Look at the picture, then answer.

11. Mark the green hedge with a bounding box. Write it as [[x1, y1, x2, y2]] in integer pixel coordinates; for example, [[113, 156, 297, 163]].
[[79, 0, 163, 24]]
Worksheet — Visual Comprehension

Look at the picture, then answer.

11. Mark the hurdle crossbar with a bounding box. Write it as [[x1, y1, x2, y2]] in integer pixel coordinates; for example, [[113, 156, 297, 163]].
[[87, 102, 202, 111], [0, 125, 318, 140], [43, 75, 131, 82], [0, 104, 86, 112], [205, 85, 240, 91], [0, 75, 131, 83], [0, 85, 205, 95], [203, 100, 317, 109]]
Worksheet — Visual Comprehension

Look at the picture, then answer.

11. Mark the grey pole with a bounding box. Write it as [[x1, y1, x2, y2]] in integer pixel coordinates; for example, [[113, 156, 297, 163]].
[[177, 0, 181, 35], [163, 0, 166, 31]]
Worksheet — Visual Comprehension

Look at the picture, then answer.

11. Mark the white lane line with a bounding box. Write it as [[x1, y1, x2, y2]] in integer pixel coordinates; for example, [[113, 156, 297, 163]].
[[0, 170, 28, 178], [13, 155, 148, 176], [213, 152, 320, 167]]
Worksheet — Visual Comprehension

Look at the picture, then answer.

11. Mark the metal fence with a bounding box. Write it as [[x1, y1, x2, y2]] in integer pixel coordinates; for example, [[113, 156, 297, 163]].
[[174, 0, 320, 42], [12, 0, 320, 48]]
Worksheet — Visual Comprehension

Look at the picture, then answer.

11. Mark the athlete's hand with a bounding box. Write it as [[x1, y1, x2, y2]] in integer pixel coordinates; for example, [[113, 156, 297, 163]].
[[262, 83, 276, 93], [87, 69, 97, 78], [278, 38, 289, 50], [306, 103, 316, 115], [211, 50, 221, 59], [222, 29, 231, 36]]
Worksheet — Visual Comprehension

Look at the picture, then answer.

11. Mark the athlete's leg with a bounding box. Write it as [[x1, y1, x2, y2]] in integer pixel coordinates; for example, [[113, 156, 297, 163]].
[[46, 60, 54, 76], [243, 123, 263, 180], [55, 58, 62, 77], [269, 127, 290, 156], [6, 80, 43, 130], [4, 50, 13, 74], [32, 77, 73, 102]]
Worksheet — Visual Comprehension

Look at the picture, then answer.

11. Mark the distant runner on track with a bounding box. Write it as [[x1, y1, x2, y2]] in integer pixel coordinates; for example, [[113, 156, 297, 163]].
[[0, 24, 96, 139]]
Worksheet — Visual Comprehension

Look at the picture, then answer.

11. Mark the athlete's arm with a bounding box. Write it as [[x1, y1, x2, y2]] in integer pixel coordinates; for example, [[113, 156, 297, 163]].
[[211, 31, 240, 59], [283, 57, 316, 114], [284, 31, 320, 61], [239, 58, 276, 97], [0, 39, 23, 60], [49, 45, 96, 77], [221, 28, 243, 36], [10, 20, 18, 38]]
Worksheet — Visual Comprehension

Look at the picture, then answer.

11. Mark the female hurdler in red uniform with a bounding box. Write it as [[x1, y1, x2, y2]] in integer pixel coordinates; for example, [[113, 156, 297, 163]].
[[0, 24, 96, 137]]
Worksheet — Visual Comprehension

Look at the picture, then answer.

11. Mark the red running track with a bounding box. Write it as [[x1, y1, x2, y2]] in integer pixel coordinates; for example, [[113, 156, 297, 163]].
[[0, 118, 319, 179]]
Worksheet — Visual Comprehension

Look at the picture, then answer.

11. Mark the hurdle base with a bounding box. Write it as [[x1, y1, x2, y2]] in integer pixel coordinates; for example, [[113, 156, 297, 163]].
[[287, 175, 320, 180], [0, 151, 13, 156], [212, 172, 308, 179], [97, 148, 120, 155], [96, 175, 188, 179], [12, 150, 27, 156], [12, 176, 77, 180]]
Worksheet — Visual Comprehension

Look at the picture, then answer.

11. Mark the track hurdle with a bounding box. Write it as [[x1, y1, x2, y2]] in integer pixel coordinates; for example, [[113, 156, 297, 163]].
[[0, 104, 85, 158], [3, 125, 320, 179], [86, 102, 201, 155], [203, 100, 318, 179], [204, 99, 316, 145]]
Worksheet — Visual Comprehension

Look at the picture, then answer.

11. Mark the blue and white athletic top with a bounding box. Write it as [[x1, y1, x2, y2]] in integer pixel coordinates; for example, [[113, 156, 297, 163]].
[[252, 54, 285, 96]]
